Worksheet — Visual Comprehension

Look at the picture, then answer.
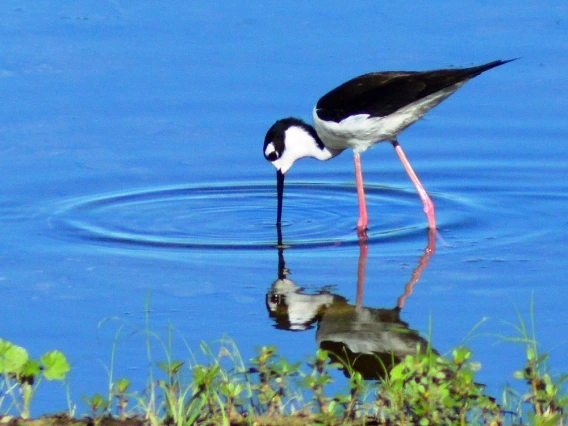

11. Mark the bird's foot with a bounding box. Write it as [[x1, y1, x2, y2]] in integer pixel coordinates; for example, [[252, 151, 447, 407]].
[[422, 199, 436, 229], [356, 225, 368, 242]]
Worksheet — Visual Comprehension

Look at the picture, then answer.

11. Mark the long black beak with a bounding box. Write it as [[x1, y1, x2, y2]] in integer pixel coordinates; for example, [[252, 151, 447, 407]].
[[276, 169, 284, 226]]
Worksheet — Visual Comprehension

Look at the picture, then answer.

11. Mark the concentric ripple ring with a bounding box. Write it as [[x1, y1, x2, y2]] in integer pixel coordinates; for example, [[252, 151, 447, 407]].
[[47, 181, 470, 250]]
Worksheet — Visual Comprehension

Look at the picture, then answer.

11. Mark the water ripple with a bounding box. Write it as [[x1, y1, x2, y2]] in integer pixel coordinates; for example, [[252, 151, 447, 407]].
[[48, 181, 472, 250]]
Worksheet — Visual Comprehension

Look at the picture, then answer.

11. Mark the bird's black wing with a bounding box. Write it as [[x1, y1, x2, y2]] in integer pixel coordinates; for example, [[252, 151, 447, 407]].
[[315, 60, 512, 123]]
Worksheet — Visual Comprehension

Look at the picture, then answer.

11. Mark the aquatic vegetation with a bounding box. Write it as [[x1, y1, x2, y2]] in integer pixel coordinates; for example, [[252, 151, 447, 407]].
[[500, 302, 568, 426], [80, 393, 109, 425], [378, 345, 502, 424], [0, 338, 70, 420], [1, 308, 567, 425]]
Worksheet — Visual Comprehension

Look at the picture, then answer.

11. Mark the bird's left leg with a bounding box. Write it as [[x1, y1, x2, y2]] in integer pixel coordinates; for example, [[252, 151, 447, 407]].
[[353, 152, 369, 234], [391, 140, 436, 229]]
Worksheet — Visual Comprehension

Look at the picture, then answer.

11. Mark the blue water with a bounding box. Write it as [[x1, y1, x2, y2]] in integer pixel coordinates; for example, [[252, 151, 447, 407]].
[[1, 0, 567, 416]]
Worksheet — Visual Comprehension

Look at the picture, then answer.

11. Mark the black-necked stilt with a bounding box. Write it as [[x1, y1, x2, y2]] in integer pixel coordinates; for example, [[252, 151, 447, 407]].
[[264, 59, 513, 233]]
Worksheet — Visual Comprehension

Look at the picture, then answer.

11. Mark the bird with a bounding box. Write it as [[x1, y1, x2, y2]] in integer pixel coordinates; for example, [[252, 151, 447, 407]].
[[263, 59, 513, 234]]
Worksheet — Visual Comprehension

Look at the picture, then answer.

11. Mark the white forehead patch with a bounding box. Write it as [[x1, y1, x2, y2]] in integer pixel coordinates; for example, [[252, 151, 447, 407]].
[[264, 142, 276, 157]]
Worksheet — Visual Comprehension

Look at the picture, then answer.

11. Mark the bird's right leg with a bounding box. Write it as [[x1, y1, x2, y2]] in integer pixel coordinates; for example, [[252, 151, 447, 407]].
[[391, 140, 436, 229], [353, 152, 369, 235]]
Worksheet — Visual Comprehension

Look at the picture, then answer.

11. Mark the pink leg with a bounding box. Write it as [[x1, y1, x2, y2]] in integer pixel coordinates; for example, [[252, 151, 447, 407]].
[[391, 140, 436, 229], [355, 238, 368, 308], [397, 228, 436, 308], [353, 152, 368, 232]]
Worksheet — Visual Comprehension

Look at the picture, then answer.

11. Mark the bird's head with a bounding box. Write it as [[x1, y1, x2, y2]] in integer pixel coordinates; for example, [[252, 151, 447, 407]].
[[263, 117, 337, 227], [263, 117, 325, 174]]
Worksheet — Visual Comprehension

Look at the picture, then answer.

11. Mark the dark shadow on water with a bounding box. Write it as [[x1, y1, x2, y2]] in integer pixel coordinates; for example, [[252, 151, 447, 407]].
[[266, 228, 437, 379]]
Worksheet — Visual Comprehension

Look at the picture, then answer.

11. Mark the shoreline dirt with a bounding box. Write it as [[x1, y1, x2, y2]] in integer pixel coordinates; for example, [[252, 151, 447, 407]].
[[0, 415, 147, 426]]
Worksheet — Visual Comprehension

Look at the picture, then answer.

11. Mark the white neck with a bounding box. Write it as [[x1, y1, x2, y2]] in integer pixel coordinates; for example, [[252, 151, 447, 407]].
[[272, 126, 340, 174]]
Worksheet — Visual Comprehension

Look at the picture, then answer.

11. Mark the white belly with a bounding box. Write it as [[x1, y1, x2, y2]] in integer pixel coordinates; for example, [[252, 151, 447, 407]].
[[313, 111, 405, 153]]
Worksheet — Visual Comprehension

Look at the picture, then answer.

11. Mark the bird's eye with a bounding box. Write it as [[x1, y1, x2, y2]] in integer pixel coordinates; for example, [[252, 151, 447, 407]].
[[270, 294, 284, 305], [264, 142, 280, 162]]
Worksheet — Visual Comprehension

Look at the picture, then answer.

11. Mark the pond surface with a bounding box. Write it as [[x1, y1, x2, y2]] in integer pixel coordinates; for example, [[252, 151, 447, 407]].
[[1, 0, 567, 416]]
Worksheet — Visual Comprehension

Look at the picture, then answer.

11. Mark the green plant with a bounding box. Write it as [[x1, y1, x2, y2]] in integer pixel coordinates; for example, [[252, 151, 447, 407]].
[[81, 393, 110, 424], [248, 345, 302, 417], [112, 377, 130, 420], [4, 300, 567, 425], [501, 300, 568, 425], [512, 346, 568, 425], [302, 349, 339, 422], [0, 338, 70, 419], [338, 363, 365, 423], [218, 380, 245, 422], [379, 344, 501, 425]]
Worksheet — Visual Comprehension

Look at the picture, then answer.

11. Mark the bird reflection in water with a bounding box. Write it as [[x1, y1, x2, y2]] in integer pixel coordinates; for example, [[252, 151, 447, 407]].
[[266, 228, 436, 379]]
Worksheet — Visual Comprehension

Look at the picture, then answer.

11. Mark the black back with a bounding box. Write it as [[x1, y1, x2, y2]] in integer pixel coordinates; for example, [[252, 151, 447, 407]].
[[315, 60, 513, 122]]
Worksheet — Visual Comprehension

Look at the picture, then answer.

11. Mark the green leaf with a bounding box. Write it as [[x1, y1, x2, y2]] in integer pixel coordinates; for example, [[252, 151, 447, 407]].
[[81, 393, 109, 410], [21, 359, 41, 380], [545, 383, 556, 396], [434, 371, 446, 380], [315, 349, 328, 361], [157, 360, 184, 375], [526, 345, 537, 362], [41, 350, 70, 381], [114, 378, 130, 394], [0, 338, 9, 355], [452, 347, 471, 364], [469, 361, 482, 372], [0, 339, 29, 374], [389, 364, 403, 380]]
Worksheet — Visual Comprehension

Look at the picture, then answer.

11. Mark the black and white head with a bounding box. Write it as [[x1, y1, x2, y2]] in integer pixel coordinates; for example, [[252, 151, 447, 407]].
[[263, 117, 327, 174], [264, 117, 342, 226], [266, 277, 337, 331], [263, 118, 329, 226]]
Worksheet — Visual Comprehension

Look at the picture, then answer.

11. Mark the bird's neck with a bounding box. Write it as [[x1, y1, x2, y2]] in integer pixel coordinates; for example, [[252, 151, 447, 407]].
[[271, 122, 344, 174], [285, 124, 341, 162]]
